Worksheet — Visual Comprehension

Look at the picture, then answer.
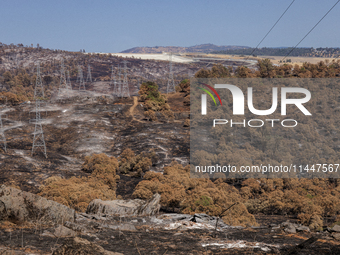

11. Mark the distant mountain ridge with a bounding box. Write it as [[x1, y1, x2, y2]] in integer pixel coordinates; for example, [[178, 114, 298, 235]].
[[120, 43, 250, 53]]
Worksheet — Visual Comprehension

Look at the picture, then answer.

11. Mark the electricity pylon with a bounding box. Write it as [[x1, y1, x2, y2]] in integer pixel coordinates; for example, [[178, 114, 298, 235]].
[[34, 63, 44, 98], [31, 63, 47, 158], [0, 114, 6, 152], [167, 53, 175, 93], [66, 70, 72, 90], [115, 65, 122, 97], [110, 65, 117, 95], [121, 60, 130, 98], [77, 66, 86, 91], [58, 58, 67, 95], [0, 96, 7, 152], [86, 64, 92, 83]]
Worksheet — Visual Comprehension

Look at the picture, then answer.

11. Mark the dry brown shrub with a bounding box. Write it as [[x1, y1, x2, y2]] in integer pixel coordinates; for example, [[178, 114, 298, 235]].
[[39, 176, 116, 212], [138, 81, 174, 121], [144, 110, 157, 121], [0, 91, 28, 105], [242, 178, 340, 226], [119, 149, 153, 176], [133, 162, 257, 227], [82, 153, 118, 188], [39, 154, 118, 212]]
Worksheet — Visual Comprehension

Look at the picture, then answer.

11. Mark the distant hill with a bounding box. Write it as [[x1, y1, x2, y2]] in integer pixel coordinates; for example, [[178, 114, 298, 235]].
[[120, 44, 250, 53]]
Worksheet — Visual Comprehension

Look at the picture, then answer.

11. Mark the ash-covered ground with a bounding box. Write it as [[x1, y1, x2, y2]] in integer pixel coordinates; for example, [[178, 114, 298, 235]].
[[0, 89, 189, 194]]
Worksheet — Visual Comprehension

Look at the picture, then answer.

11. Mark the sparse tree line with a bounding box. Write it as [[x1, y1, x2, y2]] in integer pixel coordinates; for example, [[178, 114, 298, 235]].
[[211, 47, 340, 58]]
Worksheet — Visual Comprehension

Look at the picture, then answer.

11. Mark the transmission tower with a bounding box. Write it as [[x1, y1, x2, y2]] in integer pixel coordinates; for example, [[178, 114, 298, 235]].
[[0, 114, 6, 152], [31, 63, 47, 158], [0, 96, 7, 152], [110, 65, 116, 95], [86, 64, 92, 83], [115, 65, 122, 97], [121, 60, 130, 98], [58, 58, 67, 95], [34, 63, 44, 98], [77, 66, 86, 91], [137, 77, 141, 90], [167, 53, 175, 93], [66, 70, 72, 90]]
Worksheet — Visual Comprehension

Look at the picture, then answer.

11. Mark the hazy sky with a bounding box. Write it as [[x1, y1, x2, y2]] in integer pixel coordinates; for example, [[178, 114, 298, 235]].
[[1, 0, 339, 53]]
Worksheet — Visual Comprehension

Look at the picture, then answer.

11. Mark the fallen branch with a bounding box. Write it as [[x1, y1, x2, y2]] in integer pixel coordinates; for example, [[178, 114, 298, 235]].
[[283, 236, 318, 255], [214, 202, 239, 237]]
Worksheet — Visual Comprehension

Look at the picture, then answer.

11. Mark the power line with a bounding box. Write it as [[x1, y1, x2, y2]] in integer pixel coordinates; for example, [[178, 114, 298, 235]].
[[246, 0, 295, 60], [282, 0, 340, 61]]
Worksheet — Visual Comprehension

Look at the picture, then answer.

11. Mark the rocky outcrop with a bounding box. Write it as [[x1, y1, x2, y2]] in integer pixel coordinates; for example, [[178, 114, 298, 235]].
[[280, 221, 311, 234], [331, 224, 340, 232], [52, 237, 123, 255], [86, 193, 161, 216], [0, 185, 74, 223], [54, 225, 77, 237]]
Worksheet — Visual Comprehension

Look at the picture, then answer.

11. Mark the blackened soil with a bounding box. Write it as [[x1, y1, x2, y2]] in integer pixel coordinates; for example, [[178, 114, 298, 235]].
[[116, 174, 142, 199], [1, 224, 340, 254]]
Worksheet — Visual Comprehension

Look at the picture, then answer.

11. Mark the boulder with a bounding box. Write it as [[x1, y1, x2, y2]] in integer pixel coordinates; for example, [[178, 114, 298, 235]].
[[108, 223, 137, 231], [0, 185, 75, 223], [332, 233, 340, 240], [54, 225, 77, 237], [331, 224, 340, 232], [271, 225, 281, 232], [86, 193, 161, 217], [296, 226, 310, 232], [52, 237, 123, 255], [281, 221, 297, 228], [284, 223, 297, 234]]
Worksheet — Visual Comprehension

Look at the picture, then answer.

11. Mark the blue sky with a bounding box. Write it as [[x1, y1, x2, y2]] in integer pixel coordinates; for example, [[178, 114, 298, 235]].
[[0, 0, 339, 52]]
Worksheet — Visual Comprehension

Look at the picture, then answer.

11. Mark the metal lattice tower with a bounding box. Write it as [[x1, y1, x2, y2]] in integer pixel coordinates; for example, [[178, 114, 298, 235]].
[[110, 65, 117, 95], [137, 77, 141, 90], [0, 114, 6, 152], [34, 63, 44, 98], [121, 60, 130, 98], [32, 63, 47, 158], [116, 65, 122, 97], [86, 65, 92, 83], [77, 66, 86, 91], [58, 59, 67, 95], [167, 53, 175, 93], [66, 70, 72, 90], [0, 96, 7, 153]]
